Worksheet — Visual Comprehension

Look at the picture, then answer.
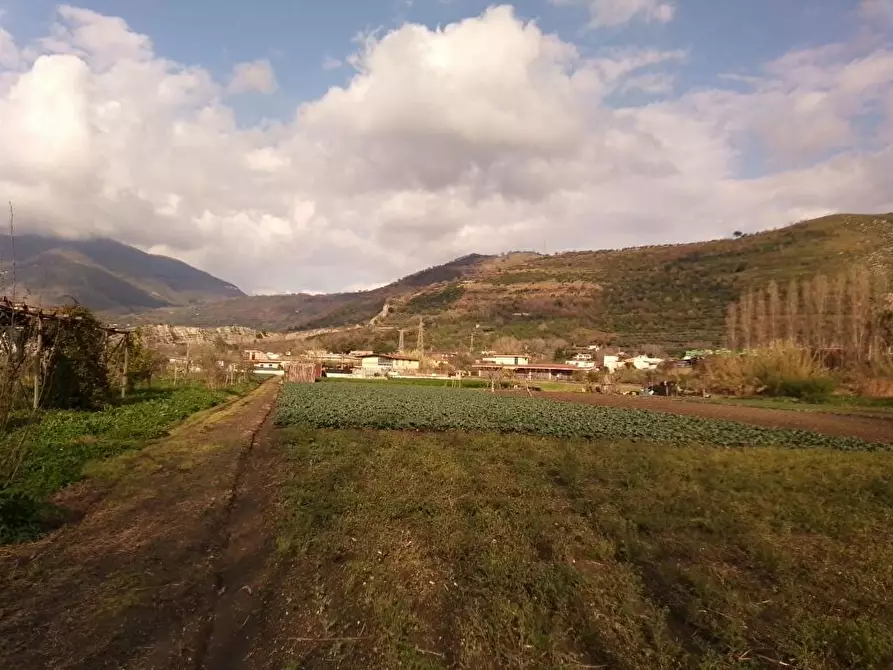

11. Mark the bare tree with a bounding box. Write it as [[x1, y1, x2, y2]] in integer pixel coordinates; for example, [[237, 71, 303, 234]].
[[724, 302, 739, 350], [785, 278, 799, 343], [766, 280, 781, 343]]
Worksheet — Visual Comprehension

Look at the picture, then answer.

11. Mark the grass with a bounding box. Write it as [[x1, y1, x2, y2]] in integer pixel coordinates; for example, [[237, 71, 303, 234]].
[[275, 427, 893, 669], [704, 395, 893, 418], [0, 381, 256, 543]]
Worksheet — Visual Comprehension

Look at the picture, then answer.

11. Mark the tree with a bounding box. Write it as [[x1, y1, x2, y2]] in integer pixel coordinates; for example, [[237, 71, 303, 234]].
[[124, 332, 168, 387], [766, 280, 781, 343], [724, 302, 738, 350], [42, 307, 110, 410]]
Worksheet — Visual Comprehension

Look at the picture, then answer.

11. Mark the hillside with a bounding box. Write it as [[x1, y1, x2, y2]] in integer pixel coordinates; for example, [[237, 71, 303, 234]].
[[0, 235, 243, 312], [131, 214, 893, 349]]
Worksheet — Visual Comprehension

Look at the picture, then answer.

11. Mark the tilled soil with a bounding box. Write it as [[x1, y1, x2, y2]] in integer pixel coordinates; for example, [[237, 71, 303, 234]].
[[0, 380, 284, 670], [521, 392, 893, 444]]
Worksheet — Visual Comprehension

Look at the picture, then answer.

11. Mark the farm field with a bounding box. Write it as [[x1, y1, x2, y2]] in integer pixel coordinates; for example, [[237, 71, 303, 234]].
[[267, 426, 893, 669], [275, 382, 890, 450], [3, 380, 893, 669]]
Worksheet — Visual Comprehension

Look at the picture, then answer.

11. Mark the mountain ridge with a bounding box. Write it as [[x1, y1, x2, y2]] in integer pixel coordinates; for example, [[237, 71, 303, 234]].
[[0, 234, 244, 312], [122, 214, 893, 350]]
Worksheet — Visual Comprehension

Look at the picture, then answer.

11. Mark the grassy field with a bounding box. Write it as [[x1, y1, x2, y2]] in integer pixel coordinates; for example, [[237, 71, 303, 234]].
[[0, 381, 256, 543], [275, 427, 893, 669], [703, 395, 893, 419], [271, 381, 893, 668]]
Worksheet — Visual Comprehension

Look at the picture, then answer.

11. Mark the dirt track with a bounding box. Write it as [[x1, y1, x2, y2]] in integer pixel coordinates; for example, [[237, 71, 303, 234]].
[[0, 380, 284, 670], [524, 392, 893, 444]]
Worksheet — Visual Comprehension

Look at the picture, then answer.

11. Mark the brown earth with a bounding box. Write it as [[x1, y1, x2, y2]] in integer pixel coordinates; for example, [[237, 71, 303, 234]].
[[0, 380, 285, 670], [521, 392, 893, 444]]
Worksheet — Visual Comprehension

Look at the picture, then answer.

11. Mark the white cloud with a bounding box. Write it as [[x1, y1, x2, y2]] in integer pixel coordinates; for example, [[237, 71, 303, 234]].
[[552, 0, 676, 29], [0, 25, 18, 69], [0, 4, 891, 297], [227, 58, 277, 94], [322, 55, 343, 70]]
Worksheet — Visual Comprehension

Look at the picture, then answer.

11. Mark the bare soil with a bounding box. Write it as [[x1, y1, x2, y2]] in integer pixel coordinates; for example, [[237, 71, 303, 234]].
[[521, 392, 893, 444], [0, 380, 284, 670]]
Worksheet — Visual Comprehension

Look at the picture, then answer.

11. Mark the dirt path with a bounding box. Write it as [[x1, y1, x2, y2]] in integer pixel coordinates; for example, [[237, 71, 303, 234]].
[[0, 380, 284, 670], [520, 392, 893, 444]]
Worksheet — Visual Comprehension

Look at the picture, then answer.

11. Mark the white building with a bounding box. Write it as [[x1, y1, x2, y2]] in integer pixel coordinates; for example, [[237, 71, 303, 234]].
[[624, 355, 664, 371], [358, 353, 421, 376], [565, 353, 596, 369], [602, 355, 621, 373], [481, 354, 530, 366]]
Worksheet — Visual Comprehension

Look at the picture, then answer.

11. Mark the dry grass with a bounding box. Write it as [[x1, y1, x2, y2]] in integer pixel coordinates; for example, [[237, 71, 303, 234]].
[[274, 427, 893, 670]]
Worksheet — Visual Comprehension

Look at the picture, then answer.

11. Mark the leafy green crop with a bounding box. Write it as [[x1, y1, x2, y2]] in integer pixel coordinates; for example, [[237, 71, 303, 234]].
[[1, 384, 241, 543], [275, 382, 890, 451]]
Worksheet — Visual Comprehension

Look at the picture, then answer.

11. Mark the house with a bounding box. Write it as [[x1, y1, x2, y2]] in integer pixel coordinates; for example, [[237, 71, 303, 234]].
[[602, 355, 621, 373], [358, 353, 421, 375], [481, 354, 530, 366], [624, 355, 664, 371], [473, 362, 579, 382], [252, 361, 284, 376], [565, 353, 596, 369]]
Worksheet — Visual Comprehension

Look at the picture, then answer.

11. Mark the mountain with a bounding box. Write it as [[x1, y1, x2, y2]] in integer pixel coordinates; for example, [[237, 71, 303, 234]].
[[0, 235, 244, 312], [129, 214, 893, 349]]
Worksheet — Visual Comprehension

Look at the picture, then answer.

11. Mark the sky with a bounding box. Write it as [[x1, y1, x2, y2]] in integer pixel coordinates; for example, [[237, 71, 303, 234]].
[[0, 1, 892, 295]]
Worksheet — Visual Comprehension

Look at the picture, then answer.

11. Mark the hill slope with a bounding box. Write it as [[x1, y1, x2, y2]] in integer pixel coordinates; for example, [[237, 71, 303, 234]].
[[0, 235, 244, 312], [128, 214, 893, 349]]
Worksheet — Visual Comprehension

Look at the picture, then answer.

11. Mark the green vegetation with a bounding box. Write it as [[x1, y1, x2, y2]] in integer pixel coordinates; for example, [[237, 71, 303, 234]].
[[404, 283, 466, 313], [125, 214, 893, 350], [0, 383, 250, 543], [706, 395, 893, 418], [275, 382, 887, 450], [275, 427, 893, 669], [323, 376, 492, 388]]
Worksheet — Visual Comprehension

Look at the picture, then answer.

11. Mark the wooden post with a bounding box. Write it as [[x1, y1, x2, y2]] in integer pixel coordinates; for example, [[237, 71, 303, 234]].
[[121, 333, 129, 399], [33, 316, 42, 410]]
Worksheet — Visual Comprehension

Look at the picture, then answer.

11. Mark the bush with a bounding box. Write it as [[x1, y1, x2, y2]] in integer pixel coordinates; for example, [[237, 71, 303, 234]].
[[699, 343, 835, 399]]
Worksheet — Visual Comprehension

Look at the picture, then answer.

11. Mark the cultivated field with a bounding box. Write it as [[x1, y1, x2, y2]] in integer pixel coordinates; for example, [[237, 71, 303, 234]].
[[269, 382, 893, 669], [3, 380, 892, 669]]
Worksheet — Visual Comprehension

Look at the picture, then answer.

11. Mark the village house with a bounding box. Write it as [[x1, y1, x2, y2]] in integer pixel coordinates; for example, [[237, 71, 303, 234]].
[[358, 353, 421, 376], [481, 354, 530, 366], [565, 353, 596, 370], [624, 355, 664, 371]]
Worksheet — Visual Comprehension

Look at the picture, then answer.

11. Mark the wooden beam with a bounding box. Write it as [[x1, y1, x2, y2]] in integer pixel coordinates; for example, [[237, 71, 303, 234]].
[[121, 333, 129, 399], [33, 316, 42, 411]]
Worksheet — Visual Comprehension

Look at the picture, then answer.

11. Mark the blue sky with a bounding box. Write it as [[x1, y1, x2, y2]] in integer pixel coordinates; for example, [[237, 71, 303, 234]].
[[0, 1, 891, 293]]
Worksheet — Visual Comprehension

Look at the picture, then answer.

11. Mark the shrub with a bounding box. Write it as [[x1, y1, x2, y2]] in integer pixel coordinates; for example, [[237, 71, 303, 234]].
[[699, 343, 835, 399]]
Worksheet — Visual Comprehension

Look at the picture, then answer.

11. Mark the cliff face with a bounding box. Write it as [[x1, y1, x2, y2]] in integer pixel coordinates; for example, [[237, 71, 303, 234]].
[[140, 325, 264, 347]]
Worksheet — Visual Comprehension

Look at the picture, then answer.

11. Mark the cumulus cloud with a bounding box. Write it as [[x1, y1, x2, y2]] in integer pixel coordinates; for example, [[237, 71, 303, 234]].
[[552, 0, 675, 29], [227, 58, 277, 94], [0, 4, 891, 296]]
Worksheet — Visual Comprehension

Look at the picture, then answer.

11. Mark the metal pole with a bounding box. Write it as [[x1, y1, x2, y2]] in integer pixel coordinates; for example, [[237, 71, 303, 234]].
[[33, 316, 42, 410], [121, 333, 129, 399]]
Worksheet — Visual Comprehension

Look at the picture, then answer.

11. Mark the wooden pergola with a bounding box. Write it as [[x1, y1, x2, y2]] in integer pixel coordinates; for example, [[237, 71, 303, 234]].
[[0, 297, 137, 408]]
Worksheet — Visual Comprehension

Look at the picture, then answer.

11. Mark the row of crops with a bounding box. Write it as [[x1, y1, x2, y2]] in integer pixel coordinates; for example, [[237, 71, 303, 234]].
[[275, 382, 889, 451]]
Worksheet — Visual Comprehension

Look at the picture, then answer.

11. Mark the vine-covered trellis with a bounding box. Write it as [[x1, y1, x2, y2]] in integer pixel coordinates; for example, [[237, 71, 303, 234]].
[[0, 297, 136, 416]]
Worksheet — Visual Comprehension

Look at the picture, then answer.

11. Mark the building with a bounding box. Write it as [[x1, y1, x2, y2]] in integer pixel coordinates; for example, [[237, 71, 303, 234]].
[[252, 361, 284, 376], [602, 355, 621, 373], [473, 362, 579, 382], [481, 354, 530, 366], [358, 353, 421, 375], [565, 353, 596, 370], [623, 355, 664, 371]]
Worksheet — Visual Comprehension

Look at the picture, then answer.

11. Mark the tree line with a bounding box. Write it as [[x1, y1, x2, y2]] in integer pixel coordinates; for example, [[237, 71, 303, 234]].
[[724, 267, 893, 367]]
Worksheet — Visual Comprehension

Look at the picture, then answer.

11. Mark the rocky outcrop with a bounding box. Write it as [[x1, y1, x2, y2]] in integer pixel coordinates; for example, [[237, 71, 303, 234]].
[[139, 325, 263, 347]]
